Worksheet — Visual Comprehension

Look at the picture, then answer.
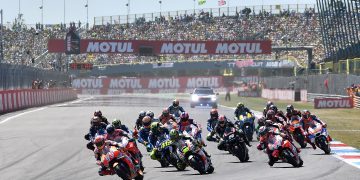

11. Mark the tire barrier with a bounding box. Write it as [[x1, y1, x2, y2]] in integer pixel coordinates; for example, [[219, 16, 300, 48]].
[[0, 89, 77, 114]]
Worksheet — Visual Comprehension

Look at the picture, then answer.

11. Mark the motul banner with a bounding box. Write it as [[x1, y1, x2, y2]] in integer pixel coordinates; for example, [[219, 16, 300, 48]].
[[48, 39, 272, 55], [72, 76, 224, 95], [314, 97, 354, 109]]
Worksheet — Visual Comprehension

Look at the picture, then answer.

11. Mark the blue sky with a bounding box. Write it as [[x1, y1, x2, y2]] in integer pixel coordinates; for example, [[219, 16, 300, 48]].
[[0, 0, 316, 25]]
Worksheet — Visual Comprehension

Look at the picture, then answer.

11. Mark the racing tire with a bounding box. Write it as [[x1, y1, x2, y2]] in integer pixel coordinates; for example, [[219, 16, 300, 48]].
[[114, 162, 131, 180], [207, 165, 214, 174]]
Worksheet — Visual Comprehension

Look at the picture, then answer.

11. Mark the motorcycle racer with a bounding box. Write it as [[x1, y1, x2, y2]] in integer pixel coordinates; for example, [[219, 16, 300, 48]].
[[168, 99, 185, 118], [285, 104, 302, 121], [269, 105, 287, 122], [86, 116, 107, 151], [263, 101, 274, 117], [137, 116, 153, 152], [93, 110, 109, 125], [234, 102, 252, 119], [207, 115, 251, 149], [111, 119, 130, 133], [135, 111, 147, 130], [158, 108, 177, 130], [207, 109, 219, 136], [300, 110, 332, 149]]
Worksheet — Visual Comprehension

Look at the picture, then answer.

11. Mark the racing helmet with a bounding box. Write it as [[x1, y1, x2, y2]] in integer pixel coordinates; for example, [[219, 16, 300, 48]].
[[112, 119, 122, 128], [146, 110, 154, 119], [218, 115, 226, 125], [94, 135, 105, 150], [139, 111, 146, 119], [173, 99, 180, 107], [266, 101, 274, 109], [286, 104, 294, 113], [94, 110, 102, 117], [258, 126, 268, 136], [142, 116, 152, 127], [106, 124, 115, 134], [302, 110, 311, 119], [210, 108, 219, 118], [162, 108, 170, 117], [169, 129, 179, 140], [237, 102, 244, 108], [269, 105, 278, 113], [91, 116, 102, 126], [150, 122, 160, 133], [266, 110, 275, 119], [180, 112, 189, 122]]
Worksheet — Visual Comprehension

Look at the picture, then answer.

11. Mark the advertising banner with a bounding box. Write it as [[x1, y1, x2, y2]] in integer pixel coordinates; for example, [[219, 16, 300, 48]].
[[48, 39, 272, 55], [72, 76, 224, 95], [314, 97, 354, 109]]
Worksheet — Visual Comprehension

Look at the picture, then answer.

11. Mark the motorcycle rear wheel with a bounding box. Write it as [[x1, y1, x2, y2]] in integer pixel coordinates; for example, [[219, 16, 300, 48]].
[[114, 162, 131, 180]]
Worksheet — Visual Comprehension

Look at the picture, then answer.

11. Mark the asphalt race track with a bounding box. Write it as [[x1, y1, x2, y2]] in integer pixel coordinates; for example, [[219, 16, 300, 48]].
[[0, 95, 359, 180]]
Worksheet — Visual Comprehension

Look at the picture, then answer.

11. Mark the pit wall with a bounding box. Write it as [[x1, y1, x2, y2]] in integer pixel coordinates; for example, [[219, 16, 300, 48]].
[[0, 89, 77, 114]]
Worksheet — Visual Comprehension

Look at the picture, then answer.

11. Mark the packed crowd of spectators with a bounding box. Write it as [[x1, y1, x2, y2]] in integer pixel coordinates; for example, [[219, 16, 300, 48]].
[[1, 7, 323, 67]]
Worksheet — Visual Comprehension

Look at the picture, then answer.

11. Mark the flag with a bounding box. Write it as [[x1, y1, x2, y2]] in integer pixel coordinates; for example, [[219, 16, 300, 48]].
[[85, 4, 88, 7], [198, 0, 206, 5], [218, 0, 226, 6], [39, 6, 43, 9], [275, 5, 281, 10]]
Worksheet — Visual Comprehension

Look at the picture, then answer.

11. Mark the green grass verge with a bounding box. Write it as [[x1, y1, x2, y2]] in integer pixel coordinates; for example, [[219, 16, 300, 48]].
[[218, 94, 360, 149]]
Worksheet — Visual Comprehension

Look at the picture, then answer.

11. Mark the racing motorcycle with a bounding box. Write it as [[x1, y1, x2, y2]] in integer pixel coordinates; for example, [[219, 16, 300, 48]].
[[308, 122, 331, 154], [159, 139, 187, 171], [266, 132, 303, 167], [100, 146, 144, 180], [235, 112, 255, 141], [288, 116, 307, 148], [222, 126, 249, 162], [180, 132, 214, 174]]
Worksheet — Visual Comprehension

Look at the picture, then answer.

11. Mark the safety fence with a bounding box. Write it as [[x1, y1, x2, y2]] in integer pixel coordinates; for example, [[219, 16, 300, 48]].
[[0, 63, 70, 90], [0, 89, 77, 114]]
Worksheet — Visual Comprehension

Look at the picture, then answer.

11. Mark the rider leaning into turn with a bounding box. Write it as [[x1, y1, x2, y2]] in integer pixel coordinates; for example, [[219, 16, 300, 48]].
[[300, 110, 332, 149], [167, 99, 185, 117], [285, 104, 302, 121], [93, 135, 128, 176], [268, 105, 287, 122]]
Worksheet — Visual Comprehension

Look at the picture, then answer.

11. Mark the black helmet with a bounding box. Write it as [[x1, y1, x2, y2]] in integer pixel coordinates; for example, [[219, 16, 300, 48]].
[[269, 105, 278, 113], [94, 110, 102, 117], [266, 110, 275, 119], [106, 124, 115, 134], [210, 108, 218, 118], [146, 110, 154, 119], [286, 104, 294, 113], [139, 111, 146, 118], [266, 101, 273, 109]]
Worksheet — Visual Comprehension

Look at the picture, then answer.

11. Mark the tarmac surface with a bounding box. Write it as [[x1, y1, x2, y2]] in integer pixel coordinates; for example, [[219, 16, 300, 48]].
[[0, 95, 359, 180]]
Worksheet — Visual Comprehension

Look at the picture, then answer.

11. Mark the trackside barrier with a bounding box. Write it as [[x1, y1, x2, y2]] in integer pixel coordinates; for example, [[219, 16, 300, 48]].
[[354, 96, 360, 109], [0, 89, 77, 114], [261, 89, 307, 101], [307, 93, 349, 102]]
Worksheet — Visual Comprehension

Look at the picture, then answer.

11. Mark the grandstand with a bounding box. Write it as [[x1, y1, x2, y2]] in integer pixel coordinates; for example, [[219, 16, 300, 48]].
[[1, 4, 322, 72]]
